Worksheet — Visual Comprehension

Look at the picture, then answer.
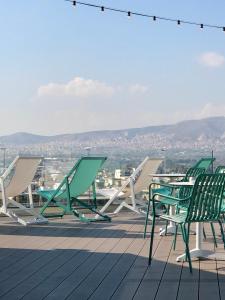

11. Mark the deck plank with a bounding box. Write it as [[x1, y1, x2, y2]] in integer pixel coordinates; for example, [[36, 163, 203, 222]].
[[44, 223, 141, 300], [154, 235, 183, 300], [1, 221, 129, 300], [88, 235, 146, 300], [133, 230, 171, 300], [65, 225, 144, 299], [0, 214, 224, 300], [21, 221, 134, 300], [175, 224, 199, 300], [198, 225, 220, 300]]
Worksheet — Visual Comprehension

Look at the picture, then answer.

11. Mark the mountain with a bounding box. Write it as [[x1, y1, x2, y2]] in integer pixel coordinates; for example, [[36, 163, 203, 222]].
[[1, 116, 225, 146]]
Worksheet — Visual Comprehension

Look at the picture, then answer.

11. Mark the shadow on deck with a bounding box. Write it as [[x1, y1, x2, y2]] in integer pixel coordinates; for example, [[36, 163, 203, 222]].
[[0, 213, 225, 300]]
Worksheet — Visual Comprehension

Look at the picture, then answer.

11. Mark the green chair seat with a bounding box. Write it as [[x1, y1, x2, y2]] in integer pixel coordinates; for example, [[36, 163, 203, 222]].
[[160, 212, 187, 224], [38, 189, 58, 201]]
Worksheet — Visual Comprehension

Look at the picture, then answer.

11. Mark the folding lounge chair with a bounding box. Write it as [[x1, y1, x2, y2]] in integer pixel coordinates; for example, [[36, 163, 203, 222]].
[[0, 156, 48, 225], [39, 156, 111, 222], [97, 157, 162, 216]]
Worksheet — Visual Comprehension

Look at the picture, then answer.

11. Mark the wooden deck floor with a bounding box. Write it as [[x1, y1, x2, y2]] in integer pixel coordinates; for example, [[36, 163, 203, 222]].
[[0, 212, 225, 300]]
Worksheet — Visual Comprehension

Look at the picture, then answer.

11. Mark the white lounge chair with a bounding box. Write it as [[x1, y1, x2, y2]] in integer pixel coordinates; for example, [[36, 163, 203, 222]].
[[0, 156, 48, 225], [97, 157, 162, 216]]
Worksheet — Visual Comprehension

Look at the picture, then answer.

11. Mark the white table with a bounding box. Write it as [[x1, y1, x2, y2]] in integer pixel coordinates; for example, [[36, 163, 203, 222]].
[[169, 181, 194, 186], [149, 173, 186, 178]]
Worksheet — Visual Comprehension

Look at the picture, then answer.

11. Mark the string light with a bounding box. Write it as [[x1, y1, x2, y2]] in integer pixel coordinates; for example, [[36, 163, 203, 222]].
[[65, 0, 225, 33]]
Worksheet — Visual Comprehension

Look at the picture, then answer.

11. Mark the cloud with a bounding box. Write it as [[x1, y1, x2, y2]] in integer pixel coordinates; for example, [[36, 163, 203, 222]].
[[197, 103, 225, 118], [198, 52, 225, 67], [128, 84, 149, 95], [37, 77, 151, 100], [37, 77, 115, 98]]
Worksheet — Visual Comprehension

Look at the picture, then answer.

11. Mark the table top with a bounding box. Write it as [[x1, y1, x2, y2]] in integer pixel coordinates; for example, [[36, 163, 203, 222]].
[[149, 173, 186, 177], [169, 181, 194, 186]]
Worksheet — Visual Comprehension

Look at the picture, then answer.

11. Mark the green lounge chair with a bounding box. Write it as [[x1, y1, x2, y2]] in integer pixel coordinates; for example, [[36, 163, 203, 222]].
[[39, 156, 111, 222], [147, 173, 225, 273]]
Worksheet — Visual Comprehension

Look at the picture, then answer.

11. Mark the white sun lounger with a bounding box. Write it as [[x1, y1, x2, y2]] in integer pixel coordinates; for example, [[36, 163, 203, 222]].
[[96, 157, 162, 216], [0, 156, 48, 225]]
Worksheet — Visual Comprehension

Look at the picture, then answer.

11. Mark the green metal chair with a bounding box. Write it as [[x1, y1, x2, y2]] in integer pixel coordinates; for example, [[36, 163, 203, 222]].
[[145, 156, 215, 237], [215, 165, 225, 174], [38, 156, 111, 222], [149, 155, 215, 202], [192, 157, 215, 171], [193, 157, 215, 168], [210, 165, 225, 245], [147, 173, 225, 273], [144, 167, 205, 238]]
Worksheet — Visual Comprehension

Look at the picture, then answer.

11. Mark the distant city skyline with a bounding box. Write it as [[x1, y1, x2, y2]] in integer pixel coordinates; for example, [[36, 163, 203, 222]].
[[0, 1, 225, 135]]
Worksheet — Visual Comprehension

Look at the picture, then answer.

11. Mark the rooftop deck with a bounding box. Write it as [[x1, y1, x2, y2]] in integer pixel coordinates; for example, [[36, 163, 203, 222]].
[[0, 212, 225, 300]]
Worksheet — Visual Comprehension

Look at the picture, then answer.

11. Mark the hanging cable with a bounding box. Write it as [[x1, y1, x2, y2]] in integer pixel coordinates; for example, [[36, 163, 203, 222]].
[[65, 0, 225, 33]]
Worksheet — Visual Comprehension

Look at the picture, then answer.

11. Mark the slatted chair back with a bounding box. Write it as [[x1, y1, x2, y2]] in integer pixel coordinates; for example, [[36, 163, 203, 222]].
[[193, 157, 215, 172], [185, 173, 225, 222], [215, 166, 225, 174], [178, 167, 206, 199]]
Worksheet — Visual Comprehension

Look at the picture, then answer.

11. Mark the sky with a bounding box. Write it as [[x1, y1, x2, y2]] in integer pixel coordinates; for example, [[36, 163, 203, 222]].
[[0, 0, 225, 135]]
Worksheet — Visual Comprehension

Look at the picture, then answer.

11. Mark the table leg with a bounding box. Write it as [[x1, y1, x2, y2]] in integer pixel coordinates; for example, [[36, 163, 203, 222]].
[[159, 205, 176, 236], [177, 222, 225, 261]]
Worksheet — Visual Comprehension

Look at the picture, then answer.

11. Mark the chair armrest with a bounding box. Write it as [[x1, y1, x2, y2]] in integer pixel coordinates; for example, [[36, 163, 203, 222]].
[[149, 182, 178, 198], [150, 182, 173, 189], [150, 193, 190, 217], [152, 192, 190, 204]]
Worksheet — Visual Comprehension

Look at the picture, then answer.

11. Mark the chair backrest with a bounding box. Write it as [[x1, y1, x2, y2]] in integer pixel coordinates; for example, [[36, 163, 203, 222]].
[[186, 173, 225, 222], [193, 157, 215, 171], [2, 156, 42, 198], [123, 158, 162, 197], [215, 166, 225, 174], [178, 167, 206, 199], [56, 156, 107, 200]]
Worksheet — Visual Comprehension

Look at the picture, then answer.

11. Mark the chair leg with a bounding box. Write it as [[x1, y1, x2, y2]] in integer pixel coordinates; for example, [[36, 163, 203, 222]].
[[210, 222, 217, 248], [187, 223, 190, 244], [218, 220, 225, 249], [173, 224, 178, 250], [181, 223, 192, 273], [144, 199, 151, 239], [165, 220, 169, 235], [148, 216, 156, 266], [202, 225, 207, 240], [165, 205, 170, 235]]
